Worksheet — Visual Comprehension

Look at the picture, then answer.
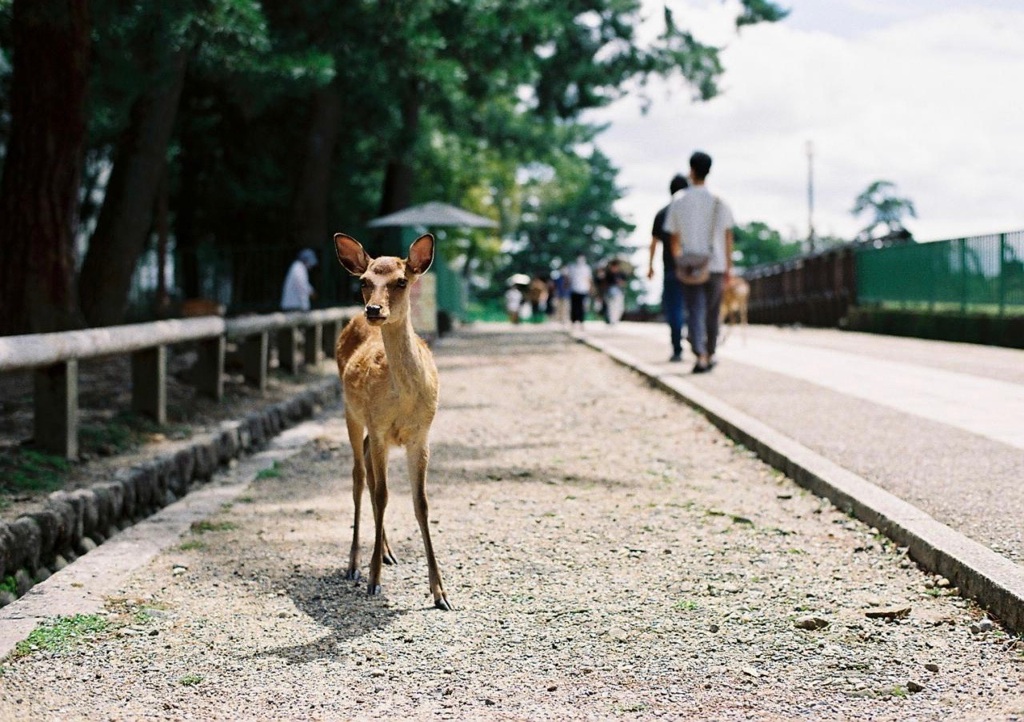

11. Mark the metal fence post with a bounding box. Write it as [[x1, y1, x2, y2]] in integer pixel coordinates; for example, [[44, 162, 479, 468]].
[[998, 233, 1007, 318], [960, 238, 968, 313], [131, 345, 167, 424], [34, 360, 78, 460]]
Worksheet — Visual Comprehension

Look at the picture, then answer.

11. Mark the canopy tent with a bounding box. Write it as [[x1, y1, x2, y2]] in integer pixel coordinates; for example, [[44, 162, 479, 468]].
[[367, 201, 498, 229]]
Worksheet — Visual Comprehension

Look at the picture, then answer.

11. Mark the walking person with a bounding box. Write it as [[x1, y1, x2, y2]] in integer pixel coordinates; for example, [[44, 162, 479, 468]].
[[504, 283, 524, 324], [552, 269, 570, 325], [566, 254, 593, 329], [603, 258, 627, 325], [647, 173, 689, 361], [664, 151, 735, 373], [280, 248, 318, 311]]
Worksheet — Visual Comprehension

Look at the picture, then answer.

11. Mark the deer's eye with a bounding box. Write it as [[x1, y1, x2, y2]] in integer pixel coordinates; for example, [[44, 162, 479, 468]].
[[395, 278, 408, 289], [360, 279, 372, 289]]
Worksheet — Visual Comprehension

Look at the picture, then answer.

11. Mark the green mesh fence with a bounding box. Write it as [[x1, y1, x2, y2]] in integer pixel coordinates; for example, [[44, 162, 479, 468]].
[[856, 231, 1024, 316]]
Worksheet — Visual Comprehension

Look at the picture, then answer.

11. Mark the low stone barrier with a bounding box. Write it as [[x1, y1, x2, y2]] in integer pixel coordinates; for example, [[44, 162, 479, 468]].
[[0, 377, 340, 607]]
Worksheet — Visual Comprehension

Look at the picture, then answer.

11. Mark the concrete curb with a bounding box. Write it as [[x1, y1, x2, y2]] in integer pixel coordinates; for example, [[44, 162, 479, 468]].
[[578, 333, 1024, 635], [0, 377, 341, 608]]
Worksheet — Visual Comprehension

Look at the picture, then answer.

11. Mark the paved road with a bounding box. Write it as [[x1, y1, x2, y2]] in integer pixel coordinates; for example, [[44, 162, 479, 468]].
[[582, 322, 1024, 564]]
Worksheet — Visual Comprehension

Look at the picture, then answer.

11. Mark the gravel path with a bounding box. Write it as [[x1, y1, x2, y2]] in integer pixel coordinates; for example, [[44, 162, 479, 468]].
[[1, 326, 1022, 721]]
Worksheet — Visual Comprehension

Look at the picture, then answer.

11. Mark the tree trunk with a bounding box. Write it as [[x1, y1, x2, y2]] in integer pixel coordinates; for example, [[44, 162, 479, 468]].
[[78, 48, 188, 327], [154, 166, 171, 317], [374, 88, 421, 257], [0, 0, 90, 335], [377, 85, 422, 216], [290, 80, 343, 250]]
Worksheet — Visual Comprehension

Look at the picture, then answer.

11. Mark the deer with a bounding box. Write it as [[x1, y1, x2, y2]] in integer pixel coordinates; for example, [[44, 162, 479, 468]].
[[332, 232, 451, 610], [720, 275, 750, 345]]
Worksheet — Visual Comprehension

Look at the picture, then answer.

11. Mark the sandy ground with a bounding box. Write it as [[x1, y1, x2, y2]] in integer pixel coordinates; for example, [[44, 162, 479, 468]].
[[1, 326, 1022, 721]]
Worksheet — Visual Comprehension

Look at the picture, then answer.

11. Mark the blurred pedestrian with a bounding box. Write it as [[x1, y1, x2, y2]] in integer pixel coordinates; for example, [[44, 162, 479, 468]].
[[648, 173, 689, 361], [566, 254, 593, 329], [528, 275, 549, 323], [603, 258, 627, 325], [552, 269, 570, 325], [664, 151, 735, 373], [505, 283, 524, 324], [281, 248, 317, 311]]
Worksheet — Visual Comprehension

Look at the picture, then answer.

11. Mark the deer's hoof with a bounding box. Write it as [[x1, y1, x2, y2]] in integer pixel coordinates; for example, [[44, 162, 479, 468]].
[[344, 568, 360, 582], [367, 584, 382, 597], [383, 551, 398, 566], [434, 594, 453, 611]]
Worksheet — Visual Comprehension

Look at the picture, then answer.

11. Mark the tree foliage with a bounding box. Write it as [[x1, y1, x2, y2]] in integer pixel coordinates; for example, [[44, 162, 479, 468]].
[[732, 221, 803, 268], [0, 0, 787, 333], [851, 180, 917, 241]]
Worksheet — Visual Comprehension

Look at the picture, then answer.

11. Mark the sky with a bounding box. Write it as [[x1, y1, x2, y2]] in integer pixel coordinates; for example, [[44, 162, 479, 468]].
[[587, 0, 1024, 277]]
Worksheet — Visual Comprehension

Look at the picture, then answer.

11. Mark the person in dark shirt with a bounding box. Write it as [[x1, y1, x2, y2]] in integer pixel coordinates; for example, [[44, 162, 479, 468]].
[[647, 174, 689, 361]]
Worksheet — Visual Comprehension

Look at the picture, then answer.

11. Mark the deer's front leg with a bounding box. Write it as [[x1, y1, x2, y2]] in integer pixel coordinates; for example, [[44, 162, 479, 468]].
[[344, 420, 366, 581], [407, 439, 452, 610], [366, 437, 390, 597]]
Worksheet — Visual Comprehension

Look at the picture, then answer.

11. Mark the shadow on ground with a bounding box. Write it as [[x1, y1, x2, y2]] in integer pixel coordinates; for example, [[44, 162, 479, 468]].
[[255, 568, 407, 664]]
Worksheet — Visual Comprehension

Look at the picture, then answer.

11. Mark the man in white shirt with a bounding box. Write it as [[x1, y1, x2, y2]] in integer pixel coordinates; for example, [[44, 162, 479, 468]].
[[280, 248, 317, 311], [566, 255, 593, 328], [663, 151, 735, 373]]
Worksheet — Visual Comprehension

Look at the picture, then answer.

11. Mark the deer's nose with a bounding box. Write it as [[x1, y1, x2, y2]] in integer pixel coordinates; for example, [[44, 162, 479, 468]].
[[365, 304, 384, 318]]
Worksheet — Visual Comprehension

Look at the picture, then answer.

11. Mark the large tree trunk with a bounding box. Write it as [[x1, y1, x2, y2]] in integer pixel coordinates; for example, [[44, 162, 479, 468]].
[[0, 0, 90, 335], [376, 89, 421, 216], [289, 80, 342, 250], [78, 48, 188, 327], [374, 89, 421, 257]]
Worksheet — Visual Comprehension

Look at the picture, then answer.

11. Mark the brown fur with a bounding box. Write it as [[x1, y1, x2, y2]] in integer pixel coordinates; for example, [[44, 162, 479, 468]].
[[333, 232, 450, 610], [720, 276, 750, 344]]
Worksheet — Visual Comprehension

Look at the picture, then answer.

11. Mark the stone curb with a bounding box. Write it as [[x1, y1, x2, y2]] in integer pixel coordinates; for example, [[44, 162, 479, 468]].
[[577, 333, 1024, 635], [0, 378, 341, 607]]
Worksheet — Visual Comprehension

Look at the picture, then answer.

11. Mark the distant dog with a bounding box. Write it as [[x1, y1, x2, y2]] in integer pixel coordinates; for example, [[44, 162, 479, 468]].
[[720, 276, 749, 344]]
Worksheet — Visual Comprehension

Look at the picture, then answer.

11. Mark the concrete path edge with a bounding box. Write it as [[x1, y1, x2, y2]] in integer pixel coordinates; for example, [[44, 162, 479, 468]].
[[578, 333, 1024, 635]]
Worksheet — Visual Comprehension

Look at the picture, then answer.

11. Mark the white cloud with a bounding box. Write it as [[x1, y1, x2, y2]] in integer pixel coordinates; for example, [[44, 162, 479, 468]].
[[590, 2, 1024, 263]]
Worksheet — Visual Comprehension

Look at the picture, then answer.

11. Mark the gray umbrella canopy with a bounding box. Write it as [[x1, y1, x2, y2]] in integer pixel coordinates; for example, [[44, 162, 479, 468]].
[[367, 201, 498, 229]]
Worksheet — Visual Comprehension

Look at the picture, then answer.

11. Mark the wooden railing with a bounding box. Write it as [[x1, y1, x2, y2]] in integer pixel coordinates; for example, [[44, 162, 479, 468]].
[[745, 246, 857, 326], [0, 307, 359, 459]]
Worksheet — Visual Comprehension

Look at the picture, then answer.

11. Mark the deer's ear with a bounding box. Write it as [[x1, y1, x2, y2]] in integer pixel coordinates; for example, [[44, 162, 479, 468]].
[[406, 233, 435, 276], [334, 233, 372, 276]]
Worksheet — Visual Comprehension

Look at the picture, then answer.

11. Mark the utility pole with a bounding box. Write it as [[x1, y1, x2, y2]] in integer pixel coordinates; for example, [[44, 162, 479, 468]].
[[806, 140, 816, 253]]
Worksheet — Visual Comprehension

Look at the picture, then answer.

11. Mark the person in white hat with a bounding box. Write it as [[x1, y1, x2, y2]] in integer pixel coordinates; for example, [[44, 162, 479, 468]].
[[280, 248, 318, 311]]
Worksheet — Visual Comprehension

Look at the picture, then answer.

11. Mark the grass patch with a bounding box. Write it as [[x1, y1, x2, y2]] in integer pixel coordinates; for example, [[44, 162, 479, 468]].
[[178, 539, 207, 552], [256, 462, 282, 479], [0, 576, 16, 594], [179, 673, 204, 687], [189, 520, 238, 534], [12, 615, 109, 659], [0, 448, 71, 495], [79, 412, 191, 458], [674, 600, 699, 612]]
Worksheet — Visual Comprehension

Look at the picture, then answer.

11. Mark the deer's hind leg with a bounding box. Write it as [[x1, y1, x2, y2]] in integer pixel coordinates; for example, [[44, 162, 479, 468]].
[[363, 434, 398, 566]]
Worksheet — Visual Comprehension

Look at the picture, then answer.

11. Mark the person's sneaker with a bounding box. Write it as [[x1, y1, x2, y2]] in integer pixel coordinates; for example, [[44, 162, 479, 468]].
[[692, 361, 711, 374], [669, 353, 682, 363]]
